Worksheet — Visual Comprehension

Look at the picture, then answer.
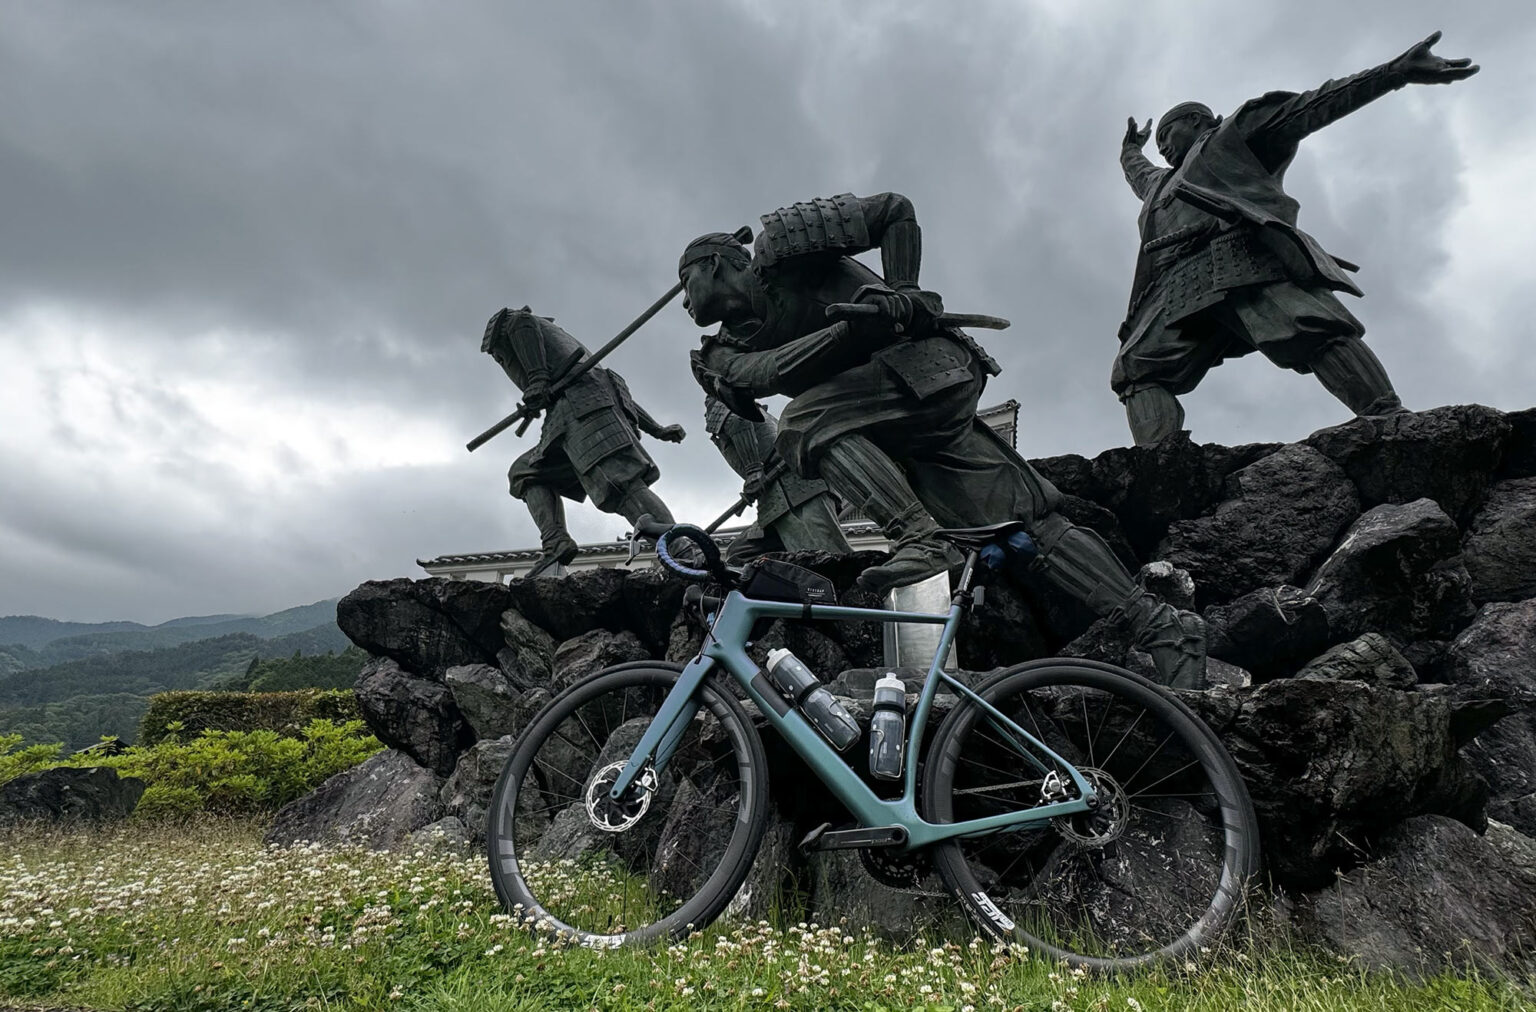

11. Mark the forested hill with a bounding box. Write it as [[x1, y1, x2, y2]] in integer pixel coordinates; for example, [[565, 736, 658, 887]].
[[0, 629, 345, 708], [0, 600, 341, 671]]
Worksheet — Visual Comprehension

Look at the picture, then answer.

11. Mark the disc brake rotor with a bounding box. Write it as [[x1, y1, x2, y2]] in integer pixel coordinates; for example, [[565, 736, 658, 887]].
[[584, 761, 659, 833], [1054, 767, 1130, 847]]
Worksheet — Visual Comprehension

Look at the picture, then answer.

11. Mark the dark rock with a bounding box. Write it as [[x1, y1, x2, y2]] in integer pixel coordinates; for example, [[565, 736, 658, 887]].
[[1304, 404, 1510, 524], [1493, 794, 1536, 837], [722, 805, 802, 923], [505, 567, 631, 641], [621, 567, 690, 654], [1159, 444, 1360, 608], [445, 663, 520, 740], [665, 610, 705, 663], [408, 816, 472, 853], [338, 578, 511, 680], [1500, 407, 1536, 478], [1224, 677, 1483, 888], [1203, 585, 1331, 681], [1036, 432, 1230, 559], [265, 749, 444, 849], [355, 657, 473, 776], [805, 850, 969, 943], [1295, 815, 1536, 978], [0, 767, 144, 825], [1445, 601, 1536, 835], [1295, 633, 1416, 689], [1400, 640, 1452, 684], [747, 622, 849, 681], [1306, 499, 1475, 644], [498, 610, 556, 691], [1137, 560, 1196, 610], [551, 629, 650, 694], [441, 735, 518, 846], [957, 572, 1054, 669], [1462, 476, 1536, 603]]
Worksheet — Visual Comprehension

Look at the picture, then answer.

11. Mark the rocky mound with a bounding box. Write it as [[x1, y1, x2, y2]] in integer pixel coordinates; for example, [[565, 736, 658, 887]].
[[274, 405, 1536, 975]]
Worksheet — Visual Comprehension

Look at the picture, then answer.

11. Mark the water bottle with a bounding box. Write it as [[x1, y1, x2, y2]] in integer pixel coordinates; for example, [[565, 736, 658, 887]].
[[764, 648, 859, 751], [868, 673, 907, 780]]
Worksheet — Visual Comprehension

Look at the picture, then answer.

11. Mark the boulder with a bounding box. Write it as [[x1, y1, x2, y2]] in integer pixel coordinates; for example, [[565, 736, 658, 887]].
[[1500, 406, 1536, 478], [1159, 444, 1361, 608], [1462, 476, 1536, 603], [0, 766, 144, 825], [621, 567, 690, 654], [337, 578, 511, 680], [1203, 585, 1331, 681], [265, 749, 444, 849], [1295, 633, 1416, 689], [958, 570, 1059, 668], [441, 735, 518, 846], [805, 850, 969, 944], [355, 657, 474, 776], [550, 629, 651, 695], [505, 567, 631, 641], [445, 663, 521, 741], [1445, 600, 1536, 836], [1034, 433, 1279, 560], [407, 816, 472, 854], [498, 609, 556, 691], [1295, 816, 1536, 978], [1305, 499, 1475, 644], [1222, 677, 1484, 888], [1304, 404, 1511, 524]]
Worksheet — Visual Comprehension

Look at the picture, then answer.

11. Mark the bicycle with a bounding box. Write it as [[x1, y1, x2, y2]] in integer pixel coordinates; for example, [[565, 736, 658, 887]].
[[486, 517, 1259, 970]]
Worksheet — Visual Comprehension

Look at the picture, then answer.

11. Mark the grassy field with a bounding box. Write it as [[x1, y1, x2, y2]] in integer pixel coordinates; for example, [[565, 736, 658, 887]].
[[0, 819, 1529, 1012]]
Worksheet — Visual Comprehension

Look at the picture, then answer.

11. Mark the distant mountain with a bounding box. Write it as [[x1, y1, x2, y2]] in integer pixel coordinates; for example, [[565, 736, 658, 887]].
[[0, 616, 149, 651], [1, 600, 342, 669]]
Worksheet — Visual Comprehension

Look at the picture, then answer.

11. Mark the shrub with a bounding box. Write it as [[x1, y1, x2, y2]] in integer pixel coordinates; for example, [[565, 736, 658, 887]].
[[0, 735, 66, 787], [104, 719, 383, 816], [138, 688, 361, 745]]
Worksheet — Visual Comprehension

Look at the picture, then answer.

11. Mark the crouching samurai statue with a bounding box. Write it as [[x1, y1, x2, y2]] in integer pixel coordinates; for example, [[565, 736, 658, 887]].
[[1114, 31, 1478, 445], [683, 193, 1207, 687], [482, 307, 685, 575]]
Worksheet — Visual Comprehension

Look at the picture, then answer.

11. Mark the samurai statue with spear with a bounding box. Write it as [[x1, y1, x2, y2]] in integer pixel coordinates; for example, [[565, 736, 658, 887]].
[[481, 306, 685, 576], [684, 191, 1208, 688]]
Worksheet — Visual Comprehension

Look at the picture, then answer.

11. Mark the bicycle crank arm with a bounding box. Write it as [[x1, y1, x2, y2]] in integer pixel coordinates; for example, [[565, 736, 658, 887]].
[[798, 822, 909, 852]]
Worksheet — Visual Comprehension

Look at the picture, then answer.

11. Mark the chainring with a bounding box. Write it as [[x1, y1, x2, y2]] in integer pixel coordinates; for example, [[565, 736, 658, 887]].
[[858, 845, 933, 889]]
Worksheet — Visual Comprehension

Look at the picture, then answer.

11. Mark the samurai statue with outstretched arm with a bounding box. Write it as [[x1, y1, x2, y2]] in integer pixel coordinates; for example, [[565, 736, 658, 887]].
[[684, 192, 1206, 687], [1113, 31, 1478, 445], [483, 306, 684, 574]]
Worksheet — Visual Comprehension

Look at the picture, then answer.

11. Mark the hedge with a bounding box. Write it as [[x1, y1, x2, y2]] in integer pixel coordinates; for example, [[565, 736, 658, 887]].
[[138, 689, 361, 746]]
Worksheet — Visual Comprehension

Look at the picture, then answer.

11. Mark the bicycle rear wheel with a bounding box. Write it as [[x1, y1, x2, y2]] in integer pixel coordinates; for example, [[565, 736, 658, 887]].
[[486, 665, 769, 946], [923, 659, 1258, 970]]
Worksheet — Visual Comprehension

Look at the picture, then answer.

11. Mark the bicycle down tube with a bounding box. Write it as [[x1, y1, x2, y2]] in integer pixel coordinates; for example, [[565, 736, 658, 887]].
[[608, 587, 1099, 850]]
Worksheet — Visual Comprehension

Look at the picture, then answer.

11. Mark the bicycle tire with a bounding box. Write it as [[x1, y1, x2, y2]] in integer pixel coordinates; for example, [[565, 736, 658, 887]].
[[922, 658, 1258, 970], [486, 665, 769, 946]]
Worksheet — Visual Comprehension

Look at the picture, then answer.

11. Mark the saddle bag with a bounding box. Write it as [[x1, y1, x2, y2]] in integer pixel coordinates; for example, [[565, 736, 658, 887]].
[[739, 558, 836, 605]]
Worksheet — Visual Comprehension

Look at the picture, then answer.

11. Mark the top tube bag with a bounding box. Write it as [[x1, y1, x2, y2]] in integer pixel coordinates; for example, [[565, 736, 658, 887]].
[[738, 558, 837, 605]]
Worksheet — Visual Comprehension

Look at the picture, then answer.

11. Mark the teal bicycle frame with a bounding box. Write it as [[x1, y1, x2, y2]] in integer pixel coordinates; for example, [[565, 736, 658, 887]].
[[608, 557, 1098, 849]]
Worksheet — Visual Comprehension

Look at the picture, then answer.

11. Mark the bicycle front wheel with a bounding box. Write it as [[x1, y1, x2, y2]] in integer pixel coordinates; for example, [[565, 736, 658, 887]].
[[486, 665, 769, 946], [923, 659, 1258, 970]]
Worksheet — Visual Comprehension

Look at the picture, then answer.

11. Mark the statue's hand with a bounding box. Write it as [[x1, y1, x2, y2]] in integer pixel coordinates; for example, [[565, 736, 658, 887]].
[[741, 468, 766, 500], [1391, 30, 1479, 85], [1124, 116, 1152, 148], [521, 380, 551, 413], [656, 424, 687, 443]]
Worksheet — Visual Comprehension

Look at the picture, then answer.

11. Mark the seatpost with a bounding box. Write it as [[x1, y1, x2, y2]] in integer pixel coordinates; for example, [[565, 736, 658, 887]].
[[954, 551, 979, 597]]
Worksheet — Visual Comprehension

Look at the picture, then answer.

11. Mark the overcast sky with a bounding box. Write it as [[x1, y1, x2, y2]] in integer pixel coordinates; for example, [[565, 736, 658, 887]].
[[2, 1, 1530, 623]]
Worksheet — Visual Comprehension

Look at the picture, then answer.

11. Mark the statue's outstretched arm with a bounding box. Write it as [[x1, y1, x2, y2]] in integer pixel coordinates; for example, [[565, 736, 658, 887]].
[[1251, 30, 1477, 161], [1120, 116, 1164, 200]]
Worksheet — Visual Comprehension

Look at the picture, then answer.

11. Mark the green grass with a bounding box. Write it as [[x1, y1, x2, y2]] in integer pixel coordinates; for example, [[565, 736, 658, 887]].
[[0, 819, 1529, 1011]]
